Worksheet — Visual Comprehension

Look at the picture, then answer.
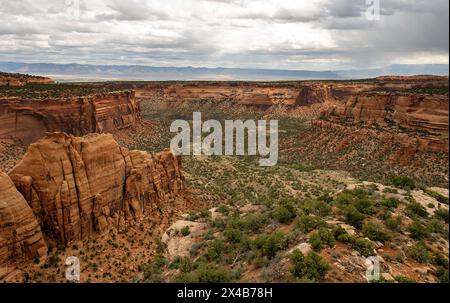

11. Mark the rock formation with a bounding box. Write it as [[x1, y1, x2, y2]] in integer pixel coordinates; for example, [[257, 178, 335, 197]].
[[295, 84, 335, 106], [0, 72, 54, 86], [319, 93, 449, 153], [8, 133, 184, 246], [0, 172, 47, 268], [0, 91, 140, 144], [127, 76, 448, 110]]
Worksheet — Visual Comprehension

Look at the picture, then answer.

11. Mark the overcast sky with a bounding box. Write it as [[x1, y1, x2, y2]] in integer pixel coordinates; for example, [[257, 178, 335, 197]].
[[0, 0, 448, 70]]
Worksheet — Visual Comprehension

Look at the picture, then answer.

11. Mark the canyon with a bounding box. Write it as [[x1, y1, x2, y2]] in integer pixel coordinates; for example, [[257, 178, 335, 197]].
[[0, 72, 448, 283], [128, 76, 448, 108]]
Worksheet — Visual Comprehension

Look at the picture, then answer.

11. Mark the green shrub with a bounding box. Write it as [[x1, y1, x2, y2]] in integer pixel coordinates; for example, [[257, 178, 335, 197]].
[[272, 205, 296, 224], [332, 225, 348, 239], [174, 263, 232, 283], [300, 200, 332, 217], [254, 231, 285, 259], [390, 176, 416, 190], [427, 218, 446, 235], [406, 201, 428, 218], [395, 276, 416, 283], [353, 238, 375, 257], [433, 252, 449, 269], [289, 250, 330, 281], [434, 208, 449, 223], [344, 207, 365, 229], [295, 214, 326, 233], [384, 216, 402, 231], [242, 212, 268, 232], [140, 255, 167, 282], [180, 226, 190, 237], [362, 222, 391, 243], [205, 239, 227, 261], [424, 190, 449, 205], [408, 220, 430, 240], [334, 188, 368, 207], [354, 197, 376, 215], [223, 227, 244, 244], [318, 193, 333, 204], [435, 267, 449, 283], [186, 209, 210, 221], [407, 242, 432, 263], [217, 204, 231, 215], [380, 197, 400, 209], [309, 228, 336, 251], [169, 256, 192, 273]]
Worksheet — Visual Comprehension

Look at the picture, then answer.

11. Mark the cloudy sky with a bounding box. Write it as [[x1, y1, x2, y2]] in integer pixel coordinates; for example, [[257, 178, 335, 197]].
[[0, 0, 448, 70]]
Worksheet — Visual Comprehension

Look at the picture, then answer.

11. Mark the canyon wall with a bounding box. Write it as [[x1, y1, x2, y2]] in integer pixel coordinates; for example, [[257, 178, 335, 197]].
[[1, 133, 186, 272], [319, 93, 449, 152], [322, 93, 449, 133], [0, 72, 54, 86], [135, 83, 337, 109], [131, 76, 448, 109], [8, 133, 184, 245], [0, 91, 140, 144], [0, 172, 47, 269]]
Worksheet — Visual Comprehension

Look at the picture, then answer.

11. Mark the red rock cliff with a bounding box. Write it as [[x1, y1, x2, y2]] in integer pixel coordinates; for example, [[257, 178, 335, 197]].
[[316, 93, 449, 154], [9, 133, 185, 245], [0, 91, 140, 144], [0, 172, 47, 269], [323, 93, 449, 137], [0, 72, 54, 86]]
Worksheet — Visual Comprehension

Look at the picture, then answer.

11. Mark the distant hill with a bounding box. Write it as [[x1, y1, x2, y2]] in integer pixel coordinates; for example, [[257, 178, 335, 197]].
[[0, 61, 448, 82]]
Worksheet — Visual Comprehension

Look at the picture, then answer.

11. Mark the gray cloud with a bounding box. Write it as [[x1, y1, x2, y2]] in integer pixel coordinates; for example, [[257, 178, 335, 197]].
[[0, 0, 447, 70]]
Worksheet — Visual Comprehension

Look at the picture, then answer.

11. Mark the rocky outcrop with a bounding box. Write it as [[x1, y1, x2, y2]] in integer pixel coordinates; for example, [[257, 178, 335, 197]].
[[312, 120, 448, 155], [320, 93, 449, 152], [130, 76, 448, 110], [8, 133, 184, 245], [0, 72, 54, 86], [0, 172, 47, 268], [0, 91, 140, 144], [295, 84, 335, 106], [160, 83, 302, 109], [375, 75, 449, 81]]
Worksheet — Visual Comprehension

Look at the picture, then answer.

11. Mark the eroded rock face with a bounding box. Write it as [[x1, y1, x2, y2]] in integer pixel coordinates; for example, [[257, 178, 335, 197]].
[[9, 132, 184, 245], [0, 172, 47, 267], [295, 85, 335, 106], [131, 77, 448, 110], [0, 91, 140, 144], [323, 93, 449, 137], [318, 93, 449, 153], [0, 72, 54, 86]]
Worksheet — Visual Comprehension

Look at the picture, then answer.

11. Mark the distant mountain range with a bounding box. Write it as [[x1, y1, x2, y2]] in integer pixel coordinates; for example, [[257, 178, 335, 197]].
[[0, 61, 448, 82]]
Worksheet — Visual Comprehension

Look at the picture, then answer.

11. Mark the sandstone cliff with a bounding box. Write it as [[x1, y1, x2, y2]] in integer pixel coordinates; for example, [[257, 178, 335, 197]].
[[0, 172, 47, 269], [0, 72, 54, 86], [0, 91, 140, 144], [130, 77, 447, 110], [321, 93, 449, 151], [8, 133, 184, 246]]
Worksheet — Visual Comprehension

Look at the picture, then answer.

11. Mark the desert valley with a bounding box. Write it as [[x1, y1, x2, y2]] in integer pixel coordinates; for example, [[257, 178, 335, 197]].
[[0, 71, 448, 283]]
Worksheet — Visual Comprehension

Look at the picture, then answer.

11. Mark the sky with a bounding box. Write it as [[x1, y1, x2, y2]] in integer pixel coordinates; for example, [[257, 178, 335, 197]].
[[0, 0, 448, 70]]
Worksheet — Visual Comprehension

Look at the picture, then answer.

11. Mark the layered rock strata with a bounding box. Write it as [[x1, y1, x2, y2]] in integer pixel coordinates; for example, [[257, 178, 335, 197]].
[[8, 133, 184, 245], [0, 72, 54, 86], [318, 93, 449, 153], [0, 91, 140, 144], [0, 172, 47, 267]]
